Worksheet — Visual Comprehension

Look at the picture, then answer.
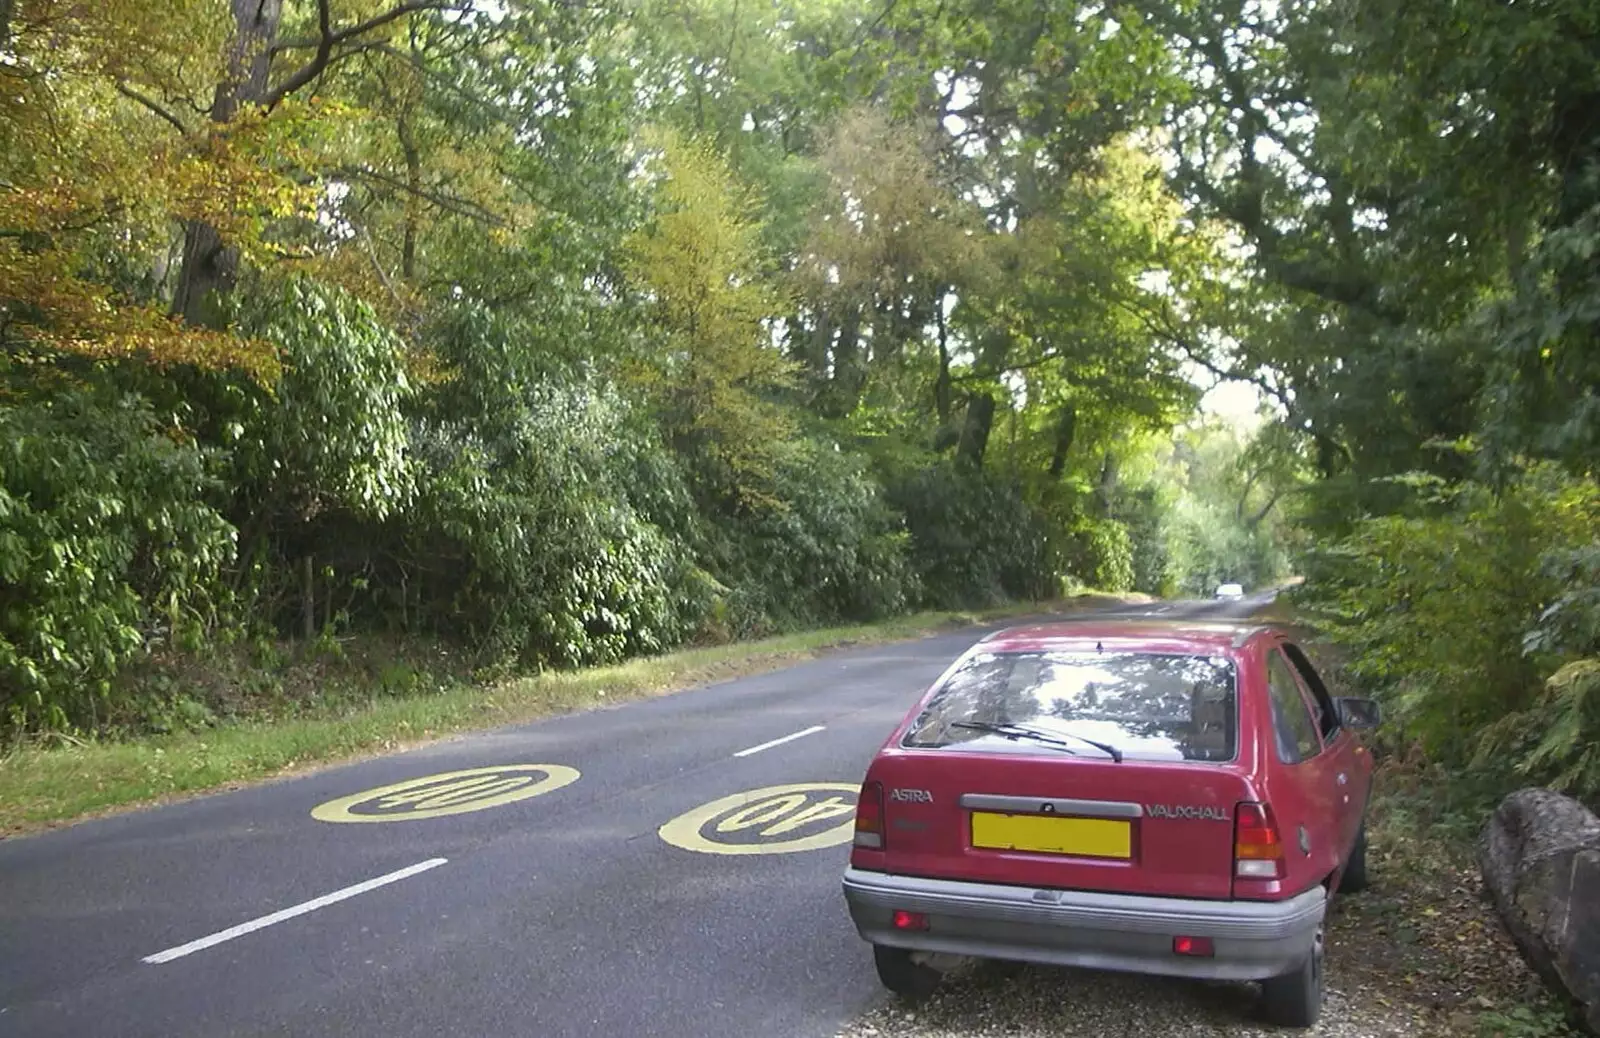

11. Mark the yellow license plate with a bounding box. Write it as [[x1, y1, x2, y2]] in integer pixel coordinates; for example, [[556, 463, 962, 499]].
[[970, 812, 1132, 859]]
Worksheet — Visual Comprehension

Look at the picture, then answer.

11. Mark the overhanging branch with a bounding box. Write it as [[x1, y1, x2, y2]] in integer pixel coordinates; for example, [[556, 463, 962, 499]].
[[265, 1, 468, 108], [336, 165, 506, 226], [116, 82, 189, 134], [1111, 295, 1290, 407], [271, 1, 460, 52]]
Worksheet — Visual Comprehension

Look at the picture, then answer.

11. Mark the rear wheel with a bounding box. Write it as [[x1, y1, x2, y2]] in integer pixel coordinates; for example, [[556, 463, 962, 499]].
[[1259, 921, 1324, 1028], [1340, 821, 1370, 894], [873, 945, 942, 1001]]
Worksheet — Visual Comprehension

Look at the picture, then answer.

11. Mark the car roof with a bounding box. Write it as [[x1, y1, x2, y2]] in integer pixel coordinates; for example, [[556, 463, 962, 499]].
[[977, 619, 1273, 654]]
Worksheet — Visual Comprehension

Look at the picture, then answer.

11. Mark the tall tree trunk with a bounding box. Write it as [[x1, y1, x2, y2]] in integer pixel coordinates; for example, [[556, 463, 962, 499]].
[[302, 554, 316, 641], [1094, 451, 1119, 517], [934, 298, 952, 423], [957, 392, 996, 468], [1048, 406, 1077, 479], [805, 309, 834, 380], [172, 0, 286, 328], [1314, 434, 1340, 479], [825, 306, 865, 417], [399, 111, 422, 281]]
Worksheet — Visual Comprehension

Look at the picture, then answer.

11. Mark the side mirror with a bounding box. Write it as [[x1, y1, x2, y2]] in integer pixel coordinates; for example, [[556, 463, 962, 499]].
[[1335, 696, 1382, 730]]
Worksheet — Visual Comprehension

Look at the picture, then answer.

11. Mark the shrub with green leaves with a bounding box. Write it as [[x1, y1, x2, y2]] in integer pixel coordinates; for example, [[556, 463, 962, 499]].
[[1293, 466, 1600, 803], [885, 462, 1057, 609], [701, 435, 915, 637], [226, 276, 418, 523], [0, 393, 235, 731], [1056, 515, 1135, 593], [366, 302, 710, 669]]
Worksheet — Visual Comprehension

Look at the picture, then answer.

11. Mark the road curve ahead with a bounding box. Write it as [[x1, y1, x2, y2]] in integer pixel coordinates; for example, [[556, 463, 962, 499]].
[[0, 593, 1271, 1038]]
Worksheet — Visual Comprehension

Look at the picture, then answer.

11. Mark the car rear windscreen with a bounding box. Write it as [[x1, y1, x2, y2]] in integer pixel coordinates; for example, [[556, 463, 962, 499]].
[[901, 650, 1238, 763]]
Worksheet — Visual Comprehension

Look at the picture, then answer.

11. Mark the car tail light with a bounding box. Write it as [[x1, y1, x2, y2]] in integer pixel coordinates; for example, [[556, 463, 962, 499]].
[[1233, 802, 1284, 879], [853, 781, 885, 849], [1172, 935, 1214, 957]]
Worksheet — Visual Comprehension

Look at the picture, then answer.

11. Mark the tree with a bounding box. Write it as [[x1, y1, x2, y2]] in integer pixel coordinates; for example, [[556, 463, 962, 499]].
[[624, 126, 797, 506], [1, 0, 280, 378]]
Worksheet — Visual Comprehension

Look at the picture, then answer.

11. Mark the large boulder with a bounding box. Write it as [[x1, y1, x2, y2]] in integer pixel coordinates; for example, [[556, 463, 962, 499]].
[[1480, 788, 1600, 1033]]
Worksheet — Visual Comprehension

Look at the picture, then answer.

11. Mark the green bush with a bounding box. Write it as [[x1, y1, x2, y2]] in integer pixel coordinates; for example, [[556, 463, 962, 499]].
[[0, 392, 235, 731], [885, 462, 1057, 609], [1056, 515, 1136, 593], [701, 436, 915, 637], [1113, 484, 1173, 595], [1293, 466, 1600, 803], [405, 358, 712, 669], [226, 276, 418, 523]]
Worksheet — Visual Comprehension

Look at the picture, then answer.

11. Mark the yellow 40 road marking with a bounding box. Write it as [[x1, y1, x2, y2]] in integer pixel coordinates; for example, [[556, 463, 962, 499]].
[[658, 782, 860, 855], [311, 764, 580, 823]]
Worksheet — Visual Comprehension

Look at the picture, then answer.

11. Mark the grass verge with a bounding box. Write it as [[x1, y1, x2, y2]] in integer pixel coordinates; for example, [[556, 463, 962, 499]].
[[0, 593, 1144, 837]]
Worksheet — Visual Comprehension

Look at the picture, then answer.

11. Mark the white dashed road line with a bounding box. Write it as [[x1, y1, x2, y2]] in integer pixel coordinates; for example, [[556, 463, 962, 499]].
[[141, 857, 449, 965], [732, 725, 826, 758]]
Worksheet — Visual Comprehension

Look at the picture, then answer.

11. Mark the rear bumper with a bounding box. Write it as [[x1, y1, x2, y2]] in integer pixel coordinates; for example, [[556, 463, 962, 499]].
[[841, 867, 1324, 982]]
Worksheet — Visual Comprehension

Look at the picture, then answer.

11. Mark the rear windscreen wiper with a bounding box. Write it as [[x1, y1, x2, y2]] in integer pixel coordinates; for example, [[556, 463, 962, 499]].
[[1047, 724, 1124, 763], [950, 720, 1123, 763]]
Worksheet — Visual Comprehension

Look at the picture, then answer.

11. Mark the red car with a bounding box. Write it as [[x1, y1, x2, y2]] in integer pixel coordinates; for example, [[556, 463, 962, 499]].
[[841, 620, 1380, 1028]]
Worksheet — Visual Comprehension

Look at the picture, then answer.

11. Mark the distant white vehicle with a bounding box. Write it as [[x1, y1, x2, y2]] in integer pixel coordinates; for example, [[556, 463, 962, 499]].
[[1214, 582, 1245, 600]]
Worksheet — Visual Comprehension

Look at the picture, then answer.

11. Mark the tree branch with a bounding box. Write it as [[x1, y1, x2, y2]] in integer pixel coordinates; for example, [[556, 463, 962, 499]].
[[272, 0, 459, 52], [115, 82, 190, 134], [0, 201, 125, 239], [336, 165, 506, 226], [949, 349, 1068, 383], [266, 1, 476, 109], [264, 0, 334, 108], [1246, 486, 1305, 529]]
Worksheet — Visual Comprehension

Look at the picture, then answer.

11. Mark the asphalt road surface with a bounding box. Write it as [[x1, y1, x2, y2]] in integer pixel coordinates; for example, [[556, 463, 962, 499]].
[[0, 593, 1273, 1038]]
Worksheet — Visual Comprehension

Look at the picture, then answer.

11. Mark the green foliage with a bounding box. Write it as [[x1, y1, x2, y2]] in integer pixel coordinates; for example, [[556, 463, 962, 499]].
[[227, 275, 417, 523], [1112, 484, 1173, 596], [1484, 659, 1600, 804], [624, 126, 797, 504], [885, 462, 1057, 609], [1293, 467, 1600, 803], [3, 0, 1283, 742], [0, 392, 235, 730], [1091, 421, 1298, 598], [1480, 188, 1600, 473], [1164, 496, 1289, 596], [1057, 516, 1135, 594], [1477, 1000, 1582, 1038], [702, 436, 916, 638], [401, 307, 713, 670]]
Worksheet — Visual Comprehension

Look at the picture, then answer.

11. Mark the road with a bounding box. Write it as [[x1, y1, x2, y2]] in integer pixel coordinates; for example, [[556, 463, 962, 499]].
[[0, 593, 1271, 1038]]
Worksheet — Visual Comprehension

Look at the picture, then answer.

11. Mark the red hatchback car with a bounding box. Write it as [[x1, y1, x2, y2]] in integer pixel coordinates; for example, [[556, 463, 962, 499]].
[[841, 620, 1380, 1028]]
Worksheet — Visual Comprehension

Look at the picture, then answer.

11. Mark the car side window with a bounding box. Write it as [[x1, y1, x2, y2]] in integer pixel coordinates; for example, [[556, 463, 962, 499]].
[[1282, 642, 1339, 740], [1266, 649, 1322, 765]]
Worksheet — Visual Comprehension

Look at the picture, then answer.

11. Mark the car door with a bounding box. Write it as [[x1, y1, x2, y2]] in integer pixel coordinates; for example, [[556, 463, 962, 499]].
[[1282, 641, 1370, 855], [1262, 643, 1344, 887]]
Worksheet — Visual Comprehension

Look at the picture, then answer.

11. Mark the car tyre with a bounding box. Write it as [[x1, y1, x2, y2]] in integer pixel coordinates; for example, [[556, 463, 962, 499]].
[[1340, 821, 1370, 894], [1259, 921, 1323, 1029], [873, 945, 942, 1001]]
